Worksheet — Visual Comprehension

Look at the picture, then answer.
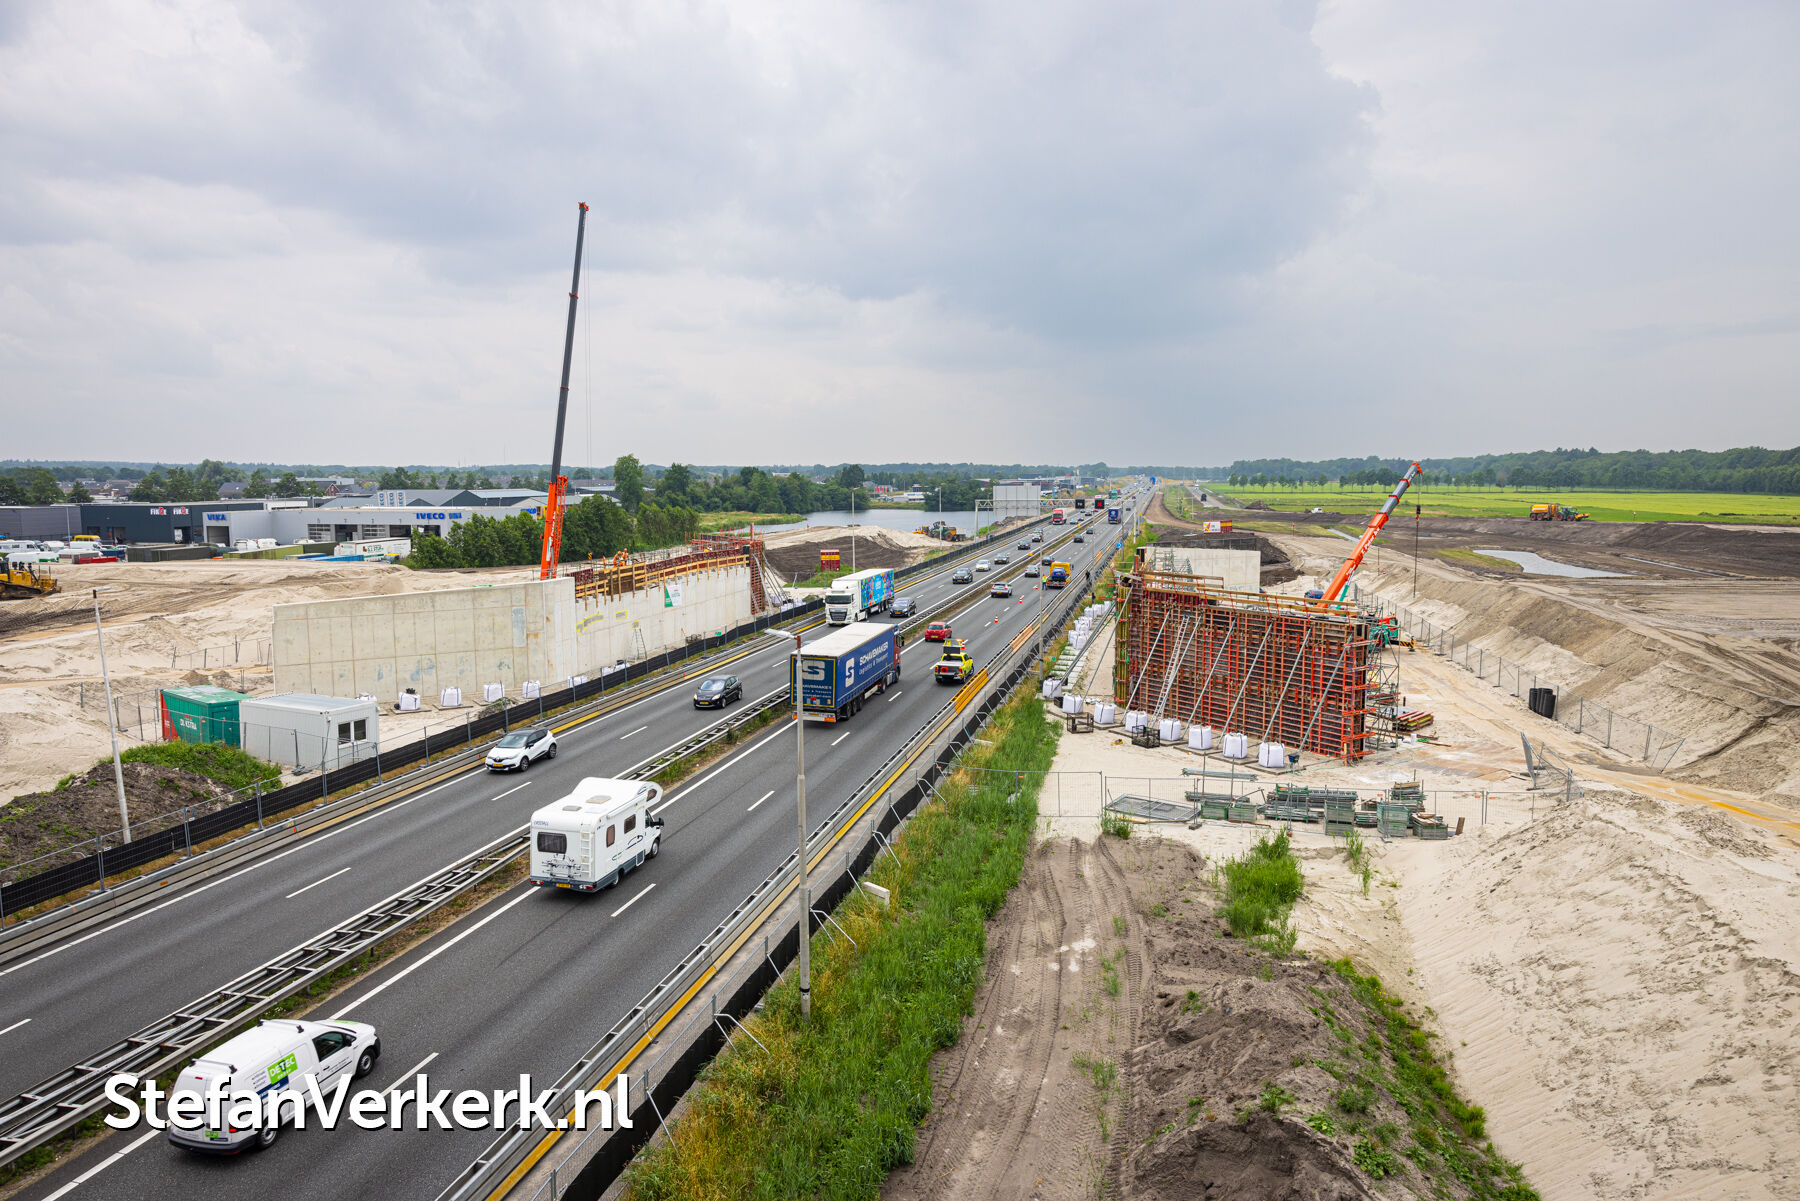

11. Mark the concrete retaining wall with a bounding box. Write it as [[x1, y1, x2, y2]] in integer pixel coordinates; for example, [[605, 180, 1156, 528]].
[[273, 562, 758, 703]]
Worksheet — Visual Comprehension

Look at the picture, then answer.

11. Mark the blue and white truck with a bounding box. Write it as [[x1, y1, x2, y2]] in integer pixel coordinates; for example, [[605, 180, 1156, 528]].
[[1107, 506, 1122, 524], [791, 622, 900, 721], [824, 567, 894, 625]]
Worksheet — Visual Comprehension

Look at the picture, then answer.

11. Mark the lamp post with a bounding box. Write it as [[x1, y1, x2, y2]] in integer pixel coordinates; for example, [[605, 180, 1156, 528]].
[[770, 627, 812, 1019], [849, 487, 856, 574], [92, 588, 131, 841]]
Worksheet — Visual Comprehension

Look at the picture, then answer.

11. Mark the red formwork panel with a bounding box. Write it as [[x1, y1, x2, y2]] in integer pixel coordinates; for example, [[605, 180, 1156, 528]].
[[1112, 573, 1373, 760]]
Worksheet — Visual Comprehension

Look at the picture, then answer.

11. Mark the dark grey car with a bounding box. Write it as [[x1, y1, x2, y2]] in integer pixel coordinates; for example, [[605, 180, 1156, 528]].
[[694, 675, 742, 708]]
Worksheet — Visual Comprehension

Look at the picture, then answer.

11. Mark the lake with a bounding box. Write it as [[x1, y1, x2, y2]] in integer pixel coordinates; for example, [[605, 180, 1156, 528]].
[[1473, 549, 1627, 578]]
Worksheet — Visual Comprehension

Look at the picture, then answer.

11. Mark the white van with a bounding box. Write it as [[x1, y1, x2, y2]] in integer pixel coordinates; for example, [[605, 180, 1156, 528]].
[[529, 778, 664, 893], [167, 1018, 380, 1153]]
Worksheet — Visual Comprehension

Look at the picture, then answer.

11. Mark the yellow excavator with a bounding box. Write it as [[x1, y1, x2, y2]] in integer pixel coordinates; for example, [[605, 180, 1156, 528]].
[[2, 563, 60, 599]]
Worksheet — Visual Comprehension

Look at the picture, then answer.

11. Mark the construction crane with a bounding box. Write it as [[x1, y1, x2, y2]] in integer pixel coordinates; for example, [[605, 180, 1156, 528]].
[[538, 202, 589, 580], [1318, 461, 1422, 604]]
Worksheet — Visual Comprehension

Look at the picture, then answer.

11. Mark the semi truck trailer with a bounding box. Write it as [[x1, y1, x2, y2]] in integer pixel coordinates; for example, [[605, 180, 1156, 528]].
[[1107, 506, 1121, 523], [824, 567, 895, 625], [791, 621, 900, 721]]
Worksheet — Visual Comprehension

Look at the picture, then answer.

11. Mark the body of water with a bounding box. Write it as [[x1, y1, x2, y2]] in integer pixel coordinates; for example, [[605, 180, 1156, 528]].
[[1473, 549, 1627, 578]]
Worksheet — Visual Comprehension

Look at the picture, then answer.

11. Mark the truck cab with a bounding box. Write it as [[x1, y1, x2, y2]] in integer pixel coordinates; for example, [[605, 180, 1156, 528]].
[[934, 640, 974, 684]]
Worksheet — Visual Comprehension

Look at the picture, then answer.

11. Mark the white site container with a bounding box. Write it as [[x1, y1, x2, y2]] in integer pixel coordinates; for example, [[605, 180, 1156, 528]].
[[482, 682, 504, 704], [1062, 692, 1083, 715], [1124, 710, 1148, 733], [1222, 731, 1250, 759], [1044, 679, 1064, 700], [1094, 702, 1117, 724], [1257, 741, 1287, 768], [240, 693, 380, 772], [569, 675, 588, 687], [1189, 724, 1214, 751], [522, 679, 541, 699], [396, 689, 421, 712], [1159, 718, 1182, 742], [440, 686, 463, 708]]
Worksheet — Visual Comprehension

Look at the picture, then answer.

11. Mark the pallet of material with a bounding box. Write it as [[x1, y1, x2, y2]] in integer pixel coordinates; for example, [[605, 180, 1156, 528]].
[[1262, 800, 1317, 824], [1199, 799, 1232, 822], [1376, 802, 1413, 837], [1395, 710, 1435, 733], [1228, 800, 1261, 824], [1388, 781, 1425, 810], [1409, 811, 1450, 839]]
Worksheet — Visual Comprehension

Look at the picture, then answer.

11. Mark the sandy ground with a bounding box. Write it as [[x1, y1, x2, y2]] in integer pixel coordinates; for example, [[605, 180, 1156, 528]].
[[761, 519, 1033, 583], [0, 560, 536, 804], [898, 539, 1800, 1198]]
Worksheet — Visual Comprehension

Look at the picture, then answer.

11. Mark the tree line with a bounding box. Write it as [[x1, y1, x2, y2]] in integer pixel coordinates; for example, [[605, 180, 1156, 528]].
[[1223, 446, 1800, 494], [407, 494, 700, 570]]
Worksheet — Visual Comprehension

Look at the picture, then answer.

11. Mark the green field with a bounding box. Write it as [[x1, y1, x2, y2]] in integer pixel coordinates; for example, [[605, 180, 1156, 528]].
[[1209, 485, 1800, 525]]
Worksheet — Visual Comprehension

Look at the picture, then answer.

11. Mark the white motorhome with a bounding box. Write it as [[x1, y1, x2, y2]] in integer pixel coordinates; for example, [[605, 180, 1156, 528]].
[[165, 1018, 380, 1153], [529, 778, 665, 893]]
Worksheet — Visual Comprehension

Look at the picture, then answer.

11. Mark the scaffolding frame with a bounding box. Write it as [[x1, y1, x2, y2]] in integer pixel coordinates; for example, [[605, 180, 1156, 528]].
[[1113, 572, 1375, 760]]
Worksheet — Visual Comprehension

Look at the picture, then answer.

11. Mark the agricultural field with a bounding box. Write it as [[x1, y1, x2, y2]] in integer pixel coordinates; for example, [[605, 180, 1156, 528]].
[[1212, 484, 1800, 524]]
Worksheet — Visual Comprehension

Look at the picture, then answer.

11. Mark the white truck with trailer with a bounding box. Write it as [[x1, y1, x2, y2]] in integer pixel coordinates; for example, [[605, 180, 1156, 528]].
[[529, 777, 665, 893], [823, 567, 894, 625]]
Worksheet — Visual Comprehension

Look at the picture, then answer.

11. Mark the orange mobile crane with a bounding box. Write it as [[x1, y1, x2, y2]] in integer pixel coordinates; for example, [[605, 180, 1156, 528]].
[[1317, 461, 1422, 604], [538, 202, 590, 580]]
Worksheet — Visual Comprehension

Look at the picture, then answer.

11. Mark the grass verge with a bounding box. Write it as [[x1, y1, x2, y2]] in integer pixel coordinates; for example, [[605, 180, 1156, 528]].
[[1215, 827, 1303, 955], [621, 684, 1061, 1200]]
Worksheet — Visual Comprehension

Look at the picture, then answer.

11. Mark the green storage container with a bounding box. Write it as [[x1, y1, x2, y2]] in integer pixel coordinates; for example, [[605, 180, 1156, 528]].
[[161, 685, 248, 747]]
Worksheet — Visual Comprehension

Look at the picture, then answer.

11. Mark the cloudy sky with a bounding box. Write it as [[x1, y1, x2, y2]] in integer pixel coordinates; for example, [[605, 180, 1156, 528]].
[[3, 0, 1796, 468]]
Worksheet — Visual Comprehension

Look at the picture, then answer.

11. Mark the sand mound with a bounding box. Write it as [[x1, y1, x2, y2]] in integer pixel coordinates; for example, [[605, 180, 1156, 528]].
[[1399, 785, 1800, 1200]]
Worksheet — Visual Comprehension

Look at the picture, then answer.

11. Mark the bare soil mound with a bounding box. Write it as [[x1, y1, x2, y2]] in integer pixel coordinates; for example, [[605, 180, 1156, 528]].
[[0, 761, 237, 871]]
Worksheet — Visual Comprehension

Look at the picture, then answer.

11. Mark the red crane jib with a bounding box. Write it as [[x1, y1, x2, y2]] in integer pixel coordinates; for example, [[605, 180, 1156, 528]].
[[1320, 461, 1422, 604]]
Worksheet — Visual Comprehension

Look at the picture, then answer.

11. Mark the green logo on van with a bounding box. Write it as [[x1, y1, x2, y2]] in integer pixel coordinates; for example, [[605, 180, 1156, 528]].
[[267, 1052, 298, 1088]]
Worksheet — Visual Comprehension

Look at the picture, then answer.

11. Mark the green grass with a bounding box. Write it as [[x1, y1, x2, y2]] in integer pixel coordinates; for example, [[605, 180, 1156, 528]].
[[695, 511, 793, 533], [1215, 827, 1304, 955], [115, 741, 282, 792], [1218, 484, 1800, 524], [622, 683, 1061, 1201]]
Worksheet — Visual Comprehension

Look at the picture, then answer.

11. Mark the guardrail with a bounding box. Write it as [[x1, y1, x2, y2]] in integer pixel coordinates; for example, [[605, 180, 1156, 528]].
[[434, 543, 1093, 1201], [0, 521, 1087, 1172], [0, 829, 526, 1167]]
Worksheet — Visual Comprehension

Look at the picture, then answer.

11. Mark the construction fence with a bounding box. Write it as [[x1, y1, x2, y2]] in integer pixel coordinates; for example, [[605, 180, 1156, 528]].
[[1350, 584, 1686, 773]]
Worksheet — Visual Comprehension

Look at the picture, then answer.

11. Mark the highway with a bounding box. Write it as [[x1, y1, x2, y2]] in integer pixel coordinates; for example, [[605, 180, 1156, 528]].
[[10, 512, 1123, 1201]]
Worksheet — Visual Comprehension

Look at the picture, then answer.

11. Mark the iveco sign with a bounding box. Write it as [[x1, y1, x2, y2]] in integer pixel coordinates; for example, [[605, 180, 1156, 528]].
[[413, 512, 464, 520]]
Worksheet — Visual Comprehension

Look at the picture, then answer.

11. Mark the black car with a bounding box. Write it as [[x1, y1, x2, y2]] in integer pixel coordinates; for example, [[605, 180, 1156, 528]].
[[891, 596, 917, 618], [694, 675, 742, 708], [952, 567, 973, 583], [1073, 534, 1085, 543]]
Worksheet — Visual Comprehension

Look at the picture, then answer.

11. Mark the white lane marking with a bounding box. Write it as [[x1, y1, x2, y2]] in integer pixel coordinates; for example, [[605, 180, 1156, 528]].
[[383, 1052, 439, 1096], [652, 724, 789, 815], [610, 883, 656, 918], [491, 782, 532, 801], [330, 889, 535, 1020], [831, 731, 851, 746], [886, 689, 904, 702], [0, 771, 473, 980], [43, 1128, 161, 1200], [619, 725, 648, 740], [0, 1018, 30, 1038], [285, 866, 352, 900], [746, 790, 775, 812]]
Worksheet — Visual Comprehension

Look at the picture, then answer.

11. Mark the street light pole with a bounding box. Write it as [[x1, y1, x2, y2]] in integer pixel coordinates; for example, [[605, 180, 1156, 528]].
[[92, 588, 130, 841], [785, 628, 811, 1018], [849, 487, 856, 575]]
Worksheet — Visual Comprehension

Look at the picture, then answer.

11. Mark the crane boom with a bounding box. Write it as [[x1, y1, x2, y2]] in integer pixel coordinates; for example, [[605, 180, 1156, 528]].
[[1319, 461, 1422, 604], [539, 201, 589, 581]]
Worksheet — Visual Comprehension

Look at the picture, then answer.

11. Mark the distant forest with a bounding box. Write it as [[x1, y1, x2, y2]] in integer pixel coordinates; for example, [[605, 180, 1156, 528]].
[[1221, 446, 1800, 494]]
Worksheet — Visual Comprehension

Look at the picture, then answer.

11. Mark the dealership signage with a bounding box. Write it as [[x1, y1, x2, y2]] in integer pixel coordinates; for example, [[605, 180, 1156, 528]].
[[412, 512, 464, 521]]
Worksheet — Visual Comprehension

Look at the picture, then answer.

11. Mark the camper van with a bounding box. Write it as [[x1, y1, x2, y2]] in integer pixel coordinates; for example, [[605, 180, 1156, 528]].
[[529, 778, 665, 892], [166, 1018, 380, 1153]]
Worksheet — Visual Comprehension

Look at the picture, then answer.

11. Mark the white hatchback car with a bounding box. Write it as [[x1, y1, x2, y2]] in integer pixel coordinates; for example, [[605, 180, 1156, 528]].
[[485, 727, 557, 771], [975, 559, 992, 572]]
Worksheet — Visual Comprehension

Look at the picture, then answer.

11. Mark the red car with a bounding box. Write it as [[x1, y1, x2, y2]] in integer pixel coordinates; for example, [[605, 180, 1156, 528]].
[[924, 621, 951, 642]]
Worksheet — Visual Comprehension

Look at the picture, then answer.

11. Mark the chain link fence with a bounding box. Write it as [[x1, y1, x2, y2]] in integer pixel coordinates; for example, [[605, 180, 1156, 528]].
[[1351, 584, 1686, 773]]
